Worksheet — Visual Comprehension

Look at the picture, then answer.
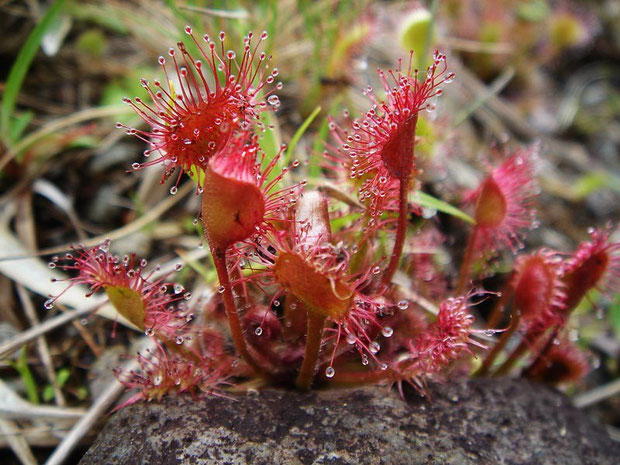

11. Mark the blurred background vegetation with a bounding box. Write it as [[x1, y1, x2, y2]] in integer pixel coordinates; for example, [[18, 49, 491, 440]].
[[0, 0, 618, 463]]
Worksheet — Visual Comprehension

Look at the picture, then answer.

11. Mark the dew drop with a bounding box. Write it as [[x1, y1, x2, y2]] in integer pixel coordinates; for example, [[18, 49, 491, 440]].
[[175, 336, 184, 345], [44, 299, 54, 310], [382, 326, 393, 338], [170, 186, 178, 195], [325, 367, 335, 378], [255, 327, 263, 336], [145, 328, 155, 337], [174, 284, 184, 294], [346, 333, 357, 344], [218, 286, 225, 294], [372, 265, 381, 275], [369, 341, 380, 354]]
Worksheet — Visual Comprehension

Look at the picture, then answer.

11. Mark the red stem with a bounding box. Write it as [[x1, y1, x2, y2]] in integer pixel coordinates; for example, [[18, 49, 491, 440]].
[[523, 328, 559, 378], [296, 312, 326, 390], [456, 227, 479, 294], [212, 250, 264, 375], [381, 177, 410, 287], [475, 312, 520, 377]]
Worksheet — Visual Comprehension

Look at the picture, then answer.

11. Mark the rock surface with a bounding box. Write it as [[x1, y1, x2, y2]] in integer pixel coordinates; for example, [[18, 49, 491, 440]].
[[80, 378, 619, 465]]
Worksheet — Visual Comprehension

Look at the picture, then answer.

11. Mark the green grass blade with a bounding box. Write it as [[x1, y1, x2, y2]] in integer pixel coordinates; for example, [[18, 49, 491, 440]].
[[1, 0, 67, 145], [412, 190, 475, 224], [284, 105, 321, 165], [11, 347, 40, 404], [309, 116, 330, 179]]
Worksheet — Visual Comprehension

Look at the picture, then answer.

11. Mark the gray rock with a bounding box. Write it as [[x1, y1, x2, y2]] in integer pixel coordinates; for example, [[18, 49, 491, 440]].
[[80, 377, 620, 465]]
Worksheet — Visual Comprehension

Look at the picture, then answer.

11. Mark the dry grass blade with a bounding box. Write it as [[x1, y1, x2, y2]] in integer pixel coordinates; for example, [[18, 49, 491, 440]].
[[17, 284, 66, 406], [0, 227, 123, 323], [0, 300, 106, 359], [573, 378, 620, 409], [0, 417, 38, 465], [442, 37, 514, 54], [179, 4, 249, 19], [0, 425, 71, 448], [0, 105, 132, 172], [0, 181, 194, 261], [451, 66, 515, 128], [0, 379, 85, 421], [32, 179, 87, 241], [43, 343, 148, 465]]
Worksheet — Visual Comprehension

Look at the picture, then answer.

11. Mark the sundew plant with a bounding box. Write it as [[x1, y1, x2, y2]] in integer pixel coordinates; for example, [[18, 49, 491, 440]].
[[47, 25, 619, 404]]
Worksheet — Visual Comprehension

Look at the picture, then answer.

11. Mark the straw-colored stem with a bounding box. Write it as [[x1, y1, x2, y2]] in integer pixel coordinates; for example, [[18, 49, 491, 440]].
[[296, 312, 326, 390], [494, 338, 529, 376], [327, 367, 395, 385]]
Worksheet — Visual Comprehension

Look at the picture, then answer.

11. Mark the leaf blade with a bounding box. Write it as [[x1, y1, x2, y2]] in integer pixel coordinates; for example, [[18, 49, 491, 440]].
[[1, 0, 67, 145], [411, 190, 475, 224]]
